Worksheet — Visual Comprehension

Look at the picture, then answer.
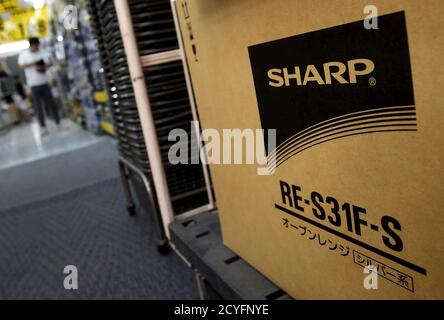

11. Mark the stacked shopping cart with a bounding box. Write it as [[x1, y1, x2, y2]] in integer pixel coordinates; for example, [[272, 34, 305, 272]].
[[87, 0, 214, 251]]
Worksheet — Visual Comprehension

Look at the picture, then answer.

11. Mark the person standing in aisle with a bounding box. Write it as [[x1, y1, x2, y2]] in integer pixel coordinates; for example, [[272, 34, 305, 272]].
[[18, 37, 60, 136]]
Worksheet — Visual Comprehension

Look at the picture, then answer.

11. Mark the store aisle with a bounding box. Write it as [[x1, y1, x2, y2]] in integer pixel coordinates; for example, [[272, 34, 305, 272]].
[[0, 137, 120, 211], [0, 119, 104, 171], [0, 135, 198, 300]]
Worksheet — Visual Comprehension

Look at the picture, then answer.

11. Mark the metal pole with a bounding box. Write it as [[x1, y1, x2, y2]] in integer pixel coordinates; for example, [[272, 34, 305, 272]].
[[114, 0, 175, 239]]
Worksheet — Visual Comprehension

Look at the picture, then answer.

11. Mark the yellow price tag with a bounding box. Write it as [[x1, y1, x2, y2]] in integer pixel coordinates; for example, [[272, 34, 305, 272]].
[[0, 3, 49, 44]]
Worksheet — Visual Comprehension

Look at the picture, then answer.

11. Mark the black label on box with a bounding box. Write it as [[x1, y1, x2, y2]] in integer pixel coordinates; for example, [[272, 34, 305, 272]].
[[248, 11, 416, 168]]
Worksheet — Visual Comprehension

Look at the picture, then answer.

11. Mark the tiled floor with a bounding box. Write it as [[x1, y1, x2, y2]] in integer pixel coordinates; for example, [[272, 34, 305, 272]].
[[0, 119, 106, 171]]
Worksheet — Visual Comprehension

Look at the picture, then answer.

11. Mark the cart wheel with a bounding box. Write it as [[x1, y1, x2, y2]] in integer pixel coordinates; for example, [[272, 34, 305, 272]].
[[127, 204, 136, 216], [157, 240, 170, 255]]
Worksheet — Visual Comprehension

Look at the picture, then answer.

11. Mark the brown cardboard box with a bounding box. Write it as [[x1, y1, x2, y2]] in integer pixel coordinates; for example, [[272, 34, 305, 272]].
[[6, 103, 20, 124], [174, 0, 444, 299]]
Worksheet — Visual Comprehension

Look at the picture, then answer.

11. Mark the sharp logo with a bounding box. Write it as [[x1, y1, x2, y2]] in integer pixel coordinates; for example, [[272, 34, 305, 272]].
[[248, 11, 416, 169], [267, 59, 375, 87]]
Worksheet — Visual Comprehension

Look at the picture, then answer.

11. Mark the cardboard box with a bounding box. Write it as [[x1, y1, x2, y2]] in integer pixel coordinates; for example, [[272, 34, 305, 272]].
[[175, 0, 444, 299], [6, 103, 20, 124]]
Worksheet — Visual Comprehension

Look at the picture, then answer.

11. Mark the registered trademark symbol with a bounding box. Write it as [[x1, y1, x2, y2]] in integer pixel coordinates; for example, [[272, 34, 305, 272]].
[[369, 77, 377, 86]]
